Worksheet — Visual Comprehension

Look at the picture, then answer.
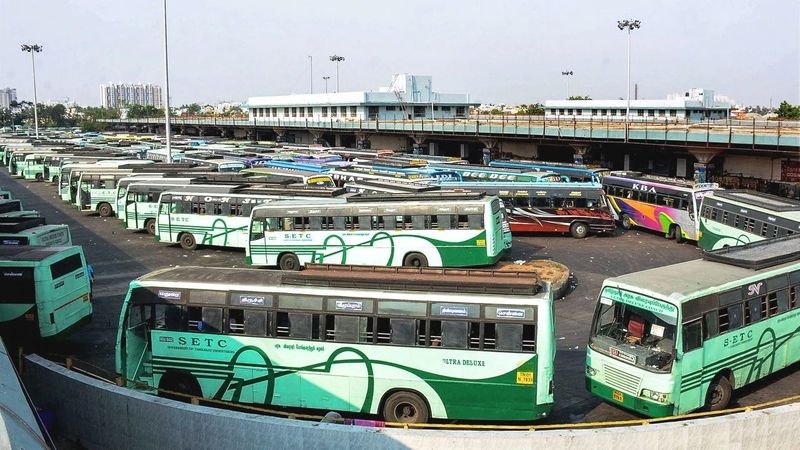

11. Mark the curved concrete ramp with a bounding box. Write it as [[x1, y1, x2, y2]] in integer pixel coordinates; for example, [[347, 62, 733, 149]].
[[22, 355, 800, 450]]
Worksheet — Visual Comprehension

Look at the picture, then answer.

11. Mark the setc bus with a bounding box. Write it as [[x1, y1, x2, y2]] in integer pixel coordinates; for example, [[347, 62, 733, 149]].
[[59, 160, 154, 202], [440, 181, 616, 238], [115, 176, 197, 220], [182, 155, 247, 173], [698, 190, 800, 251], [586, 235, 800, 417], [602, 171, 721, 242], [0, 217, 71, 246], [0, 199, 38, 219], [241, 167, 336, 188], [0, 245, 92, 338], [156, 185, 346, 250], [489, 160, 610, 183], [115, 264, 555, 422], [247, 192, 510, 270]]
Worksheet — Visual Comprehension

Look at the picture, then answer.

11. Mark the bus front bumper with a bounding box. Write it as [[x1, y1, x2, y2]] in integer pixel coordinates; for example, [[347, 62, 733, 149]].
[[586, 377, 675, 418]]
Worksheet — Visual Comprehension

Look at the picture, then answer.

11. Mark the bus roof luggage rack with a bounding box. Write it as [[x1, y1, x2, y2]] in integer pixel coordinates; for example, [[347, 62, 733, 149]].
[[346, 191, 485, 203], [702, 235, 800, 270], [346, 179, 440, 193], [0, 217, 46, 233], [284, 264, 542, 295], [713, 190, 800, 212], [234, 186, 347, 197]]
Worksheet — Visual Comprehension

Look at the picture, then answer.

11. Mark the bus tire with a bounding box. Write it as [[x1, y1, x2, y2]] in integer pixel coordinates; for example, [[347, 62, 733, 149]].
[[145, 219, 156, 235], [98, 203, 113, 217], [382, 391, 429, 424], [620, 213, 633, 230], [705, 374, 732, 411], [159, 370, 202, 402], [403, 252, 428, 268], [671, 224, 684, 243], [278, 253, 300, 271], [51, 175, 58, 183], [179, 233, 197, 251], [35, 173, 44, 182], [570, 222, 589, 239]]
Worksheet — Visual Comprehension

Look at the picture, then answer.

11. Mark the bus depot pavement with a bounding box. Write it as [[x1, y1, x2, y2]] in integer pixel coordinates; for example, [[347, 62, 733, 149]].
[[2, 169, 798, 424]]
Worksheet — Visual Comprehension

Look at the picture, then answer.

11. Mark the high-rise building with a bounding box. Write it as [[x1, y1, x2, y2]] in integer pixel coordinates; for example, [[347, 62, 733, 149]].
[[100, 83, 163, 109], [0, 88, 17, 109]]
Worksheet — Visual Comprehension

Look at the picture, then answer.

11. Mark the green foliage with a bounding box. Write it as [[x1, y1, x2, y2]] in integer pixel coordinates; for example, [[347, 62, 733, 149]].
[[127, 104, 163, 118], [568, 95, 592, 100], [516, 103, 545, 115], [776, 101, 800, 120], [181, 103, 202, 115]]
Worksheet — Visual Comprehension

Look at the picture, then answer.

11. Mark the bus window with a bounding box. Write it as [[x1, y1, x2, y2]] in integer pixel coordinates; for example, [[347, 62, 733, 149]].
[[155, 304, 183, 331], [719, 304, 743, 332], [703, 311, 719, 339], [325, 315, 372, 343], [682, 319, 703, 352], [744, 297, 765, 324], [50, 253, 83, 279], [376, 317, 417, 345], [468, 214, 484, 229], [250, 220, 264, 240], [496, 323, 523, 352], [0, 267, 35, 303]]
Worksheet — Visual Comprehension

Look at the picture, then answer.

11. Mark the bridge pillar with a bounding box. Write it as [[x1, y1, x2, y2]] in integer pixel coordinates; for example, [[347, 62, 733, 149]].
[[569, 143, 590, 165], [218, 128, 232, 138], [273, 128, 287, 142], [460, 143, 468, 159], [355, 133, 371, 149], [478, 138, 498, 165], [687, 147, 724, 183], [334, 134, 343, 147], [409, 134, 428, 155], [309, 130, 328, 145]]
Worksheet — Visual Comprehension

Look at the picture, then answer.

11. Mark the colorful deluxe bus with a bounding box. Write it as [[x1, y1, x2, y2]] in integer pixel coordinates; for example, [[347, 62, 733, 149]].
[[156, 185, 346, 250], [0, 245, 92, 338], [115, 264, 554, 422], [698, 190, 800, 251], [429, 163, 563, 183], [586, 235, 800, 417], [440, 181, 616, 238], [0, 218, 71, 246], [602, 171, 721, 242], [489, 160, 610, 183], [247, 192, 510, 270]]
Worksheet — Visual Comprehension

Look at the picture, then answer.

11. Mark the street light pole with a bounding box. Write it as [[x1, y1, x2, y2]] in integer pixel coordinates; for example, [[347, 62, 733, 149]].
[[617, 19, 641, 123], [163, 0, 173, 163], [308, 56, 313, 94], [561, 70, 573, 99], [329, 55, 344, 92], [20, 44, 43, 139], [323, 76, 330, 94]]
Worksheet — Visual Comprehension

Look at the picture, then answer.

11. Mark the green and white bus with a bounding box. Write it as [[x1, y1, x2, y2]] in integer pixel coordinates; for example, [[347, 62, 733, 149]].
[[247, 192, 511, 270], [698, 190, 800, 251], [156, 186, 346, 250], [586, 235, 800, 417], [0, 199, 38, 219], [0, 218, 72, 246], [0, 245, 92, 338], [116, 177, 196, 221], [115, 264, 555, 422], [59, 160, 154, 202]]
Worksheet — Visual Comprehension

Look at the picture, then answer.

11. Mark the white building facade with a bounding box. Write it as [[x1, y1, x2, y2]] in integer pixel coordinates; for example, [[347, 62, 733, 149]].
[[247, 74, 478, 122], [0, 88, 17, 109], [544, 88, 732, 121], [100, 83, 163, 109]]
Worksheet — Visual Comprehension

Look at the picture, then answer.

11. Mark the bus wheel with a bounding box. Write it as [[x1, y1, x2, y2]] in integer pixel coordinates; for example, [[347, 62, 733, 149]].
[[51, 176, 58, 183], [570, 222, 589, 239], [145, 219, 156, 235], [705, 375, 732, 411], [35, 173, 44, 182], [179, 233, 197, 251], [671, 225, 684, 243], [382, 391, 429, 424], [403, 253, 428, 268], [98, 203, 113, 217], [159, 371, 201, 402], [278, 253, 300, 271], [620, 214, 633, 230]]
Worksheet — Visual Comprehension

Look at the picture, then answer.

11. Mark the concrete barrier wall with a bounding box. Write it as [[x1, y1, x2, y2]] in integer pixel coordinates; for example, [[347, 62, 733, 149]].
[[22, 355, 800, 450]]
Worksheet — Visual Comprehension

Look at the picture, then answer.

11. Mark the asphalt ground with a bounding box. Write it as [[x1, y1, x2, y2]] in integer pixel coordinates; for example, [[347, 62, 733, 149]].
[[1, 168, 798, 425]]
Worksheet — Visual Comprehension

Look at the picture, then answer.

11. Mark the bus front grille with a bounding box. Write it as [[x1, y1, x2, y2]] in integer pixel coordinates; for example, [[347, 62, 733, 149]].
[[603, 364, 641, 395]]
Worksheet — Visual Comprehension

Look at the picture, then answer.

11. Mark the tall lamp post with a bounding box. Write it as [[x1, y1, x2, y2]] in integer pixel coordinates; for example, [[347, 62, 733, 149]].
[[617, 19, 641, 123], [20, 44, 42, 139], [308, 55, 313, 94], [322, 76, 330, 94], [329, 55, 345, 92], [162, 0, 173, 162], [561, 70, 573, 99]]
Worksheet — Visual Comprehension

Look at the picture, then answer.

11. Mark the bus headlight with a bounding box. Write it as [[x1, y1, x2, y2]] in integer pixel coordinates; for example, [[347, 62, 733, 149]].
[[586, 365, 597, 376], [641, 389, 668, 403]]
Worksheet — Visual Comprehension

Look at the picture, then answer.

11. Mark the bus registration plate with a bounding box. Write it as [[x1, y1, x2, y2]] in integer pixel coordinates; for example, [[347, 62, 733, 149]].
[[613, 390, 624, 402]]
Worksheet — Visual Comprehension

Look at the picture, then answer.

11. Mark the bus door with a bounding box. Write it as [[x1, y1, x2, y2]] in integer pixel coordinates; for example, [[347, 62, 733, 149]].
[[676, 316, 705, 413], [122, 302, 154, 382]]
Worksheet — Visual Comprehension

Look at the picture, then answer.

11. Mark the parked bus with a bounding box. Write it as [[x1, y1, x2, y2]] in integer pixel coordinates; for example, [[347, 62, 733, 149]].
[[698, 190, 800, 251], [241, 167, 336, 188], [0, 245, 92, 338], [329, 167, 436, 186], [0, 186, 12, 200], [0, 218, 72, 246], [59, 160, 154, 202], [0, 199, 38, 219], [344, 179, 440, 195], [348, 161, 463, 182], [247, 192, 510, 270], [182, 155, 247, 172], [440, 181, 616, 238], [20, 153, 53, 181], [602, 171, 721, 242], [586, 235, 800, 417], [115, 264, 555, 422], [156, 185, 346, 250], [429, 163, 563, 183], [489, 160, 610, 183]]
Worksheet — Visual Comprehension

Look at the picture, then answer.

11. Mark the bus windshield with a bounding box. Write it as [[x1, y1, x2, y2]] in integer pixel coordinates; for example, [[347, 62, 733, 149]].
[[589, 287, 677, 372]]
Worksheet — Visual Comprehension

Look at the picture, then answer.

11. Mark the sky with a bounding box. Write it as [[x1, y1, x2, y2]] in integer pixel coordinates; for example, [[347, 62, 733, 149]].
[[1, 0, 798, 107]]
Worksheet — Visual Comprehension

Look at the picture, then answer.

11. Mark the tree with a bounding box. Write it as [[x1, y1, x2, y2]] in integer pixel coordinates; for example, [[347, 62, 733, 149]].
[[568, 95, 592, 100], [127, 104, 163, 118], [776, 101, 800, 120], [516, 103, 545, 115], [181, 103, 202, 115]]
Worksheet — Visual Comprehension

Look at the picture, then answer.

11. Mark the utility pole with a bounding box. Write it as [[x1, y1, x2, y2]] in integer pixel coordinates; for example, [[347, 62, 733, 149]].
[[617, 19, 641, 123], [329, 55, 345, 92], [163, 0, 173, 162], [20, 44, 43, 138]]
